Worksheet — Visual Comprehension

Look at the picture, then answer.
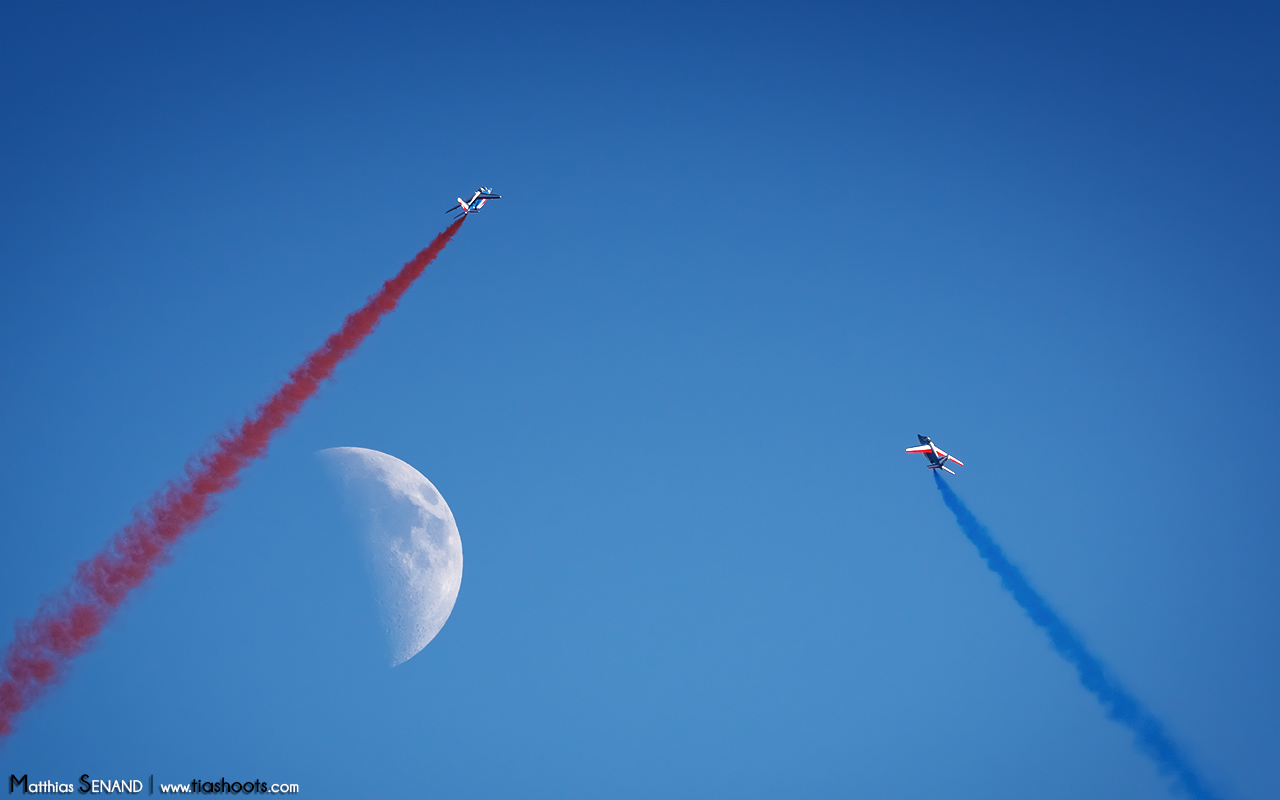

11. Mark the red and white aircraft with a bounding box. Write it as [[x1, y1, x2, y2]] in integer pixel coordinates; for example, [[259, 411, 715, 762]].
[[906, 434, 964, 475], [447, 187, 501, 220]]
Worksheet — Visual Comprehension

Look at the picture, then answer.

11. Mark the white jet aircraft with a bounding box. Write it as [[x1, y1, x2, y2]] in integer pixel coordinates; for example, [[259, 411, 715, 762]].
[[447, 187, 502, 219], [906, 434, 964, 475]]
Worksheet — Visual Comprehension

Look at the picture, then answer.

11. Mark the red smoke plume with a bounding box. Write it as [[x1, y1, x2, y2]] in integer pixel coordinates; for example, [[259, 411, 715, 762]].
[[0, 218, 465, 738]]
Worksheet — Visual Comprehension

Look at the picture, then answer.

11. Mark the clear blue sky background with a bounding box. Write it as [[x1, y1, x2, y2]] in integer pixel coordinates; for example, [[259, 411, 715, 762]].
[[1, 3, 1276, 797]]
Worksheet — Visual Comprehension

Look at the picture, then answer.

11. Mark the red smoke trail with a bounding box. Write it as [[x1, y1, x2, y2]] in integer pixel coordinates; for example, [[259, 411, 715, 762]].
[[0, 218, 465, 738]]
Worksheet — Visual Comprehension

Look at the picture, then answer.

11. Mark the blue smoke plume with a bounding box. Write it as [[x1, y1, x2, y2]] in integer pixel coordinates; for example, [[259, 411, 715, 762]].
[[932, 473, 1216, 800]]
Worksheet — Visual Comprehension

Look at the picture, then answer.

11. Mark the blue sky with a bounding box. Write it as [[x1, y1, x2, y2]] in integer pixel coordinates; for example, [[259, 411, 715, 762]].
[[1, 2, 1277, 797]]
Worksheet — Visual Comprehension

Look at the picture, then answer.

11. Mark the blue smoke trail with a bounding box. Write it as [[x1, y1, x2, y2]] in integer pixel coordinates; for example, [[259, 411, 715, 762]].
[[932, 473, 1216, 800]]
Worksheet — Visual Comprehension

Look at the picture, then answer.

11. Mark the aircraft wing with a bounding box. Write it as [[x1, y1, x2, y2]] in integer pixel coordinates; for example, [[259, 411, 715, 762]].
[[905, 445, 933, 453], [932, 448, 963, 466], [477, 193, 501, 199]]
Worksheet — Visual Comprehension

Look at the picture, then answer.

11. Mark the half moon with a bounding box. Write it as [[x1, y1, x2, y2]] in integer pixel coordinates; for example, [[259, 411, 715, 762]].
[[318, 447, 463, 666]]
